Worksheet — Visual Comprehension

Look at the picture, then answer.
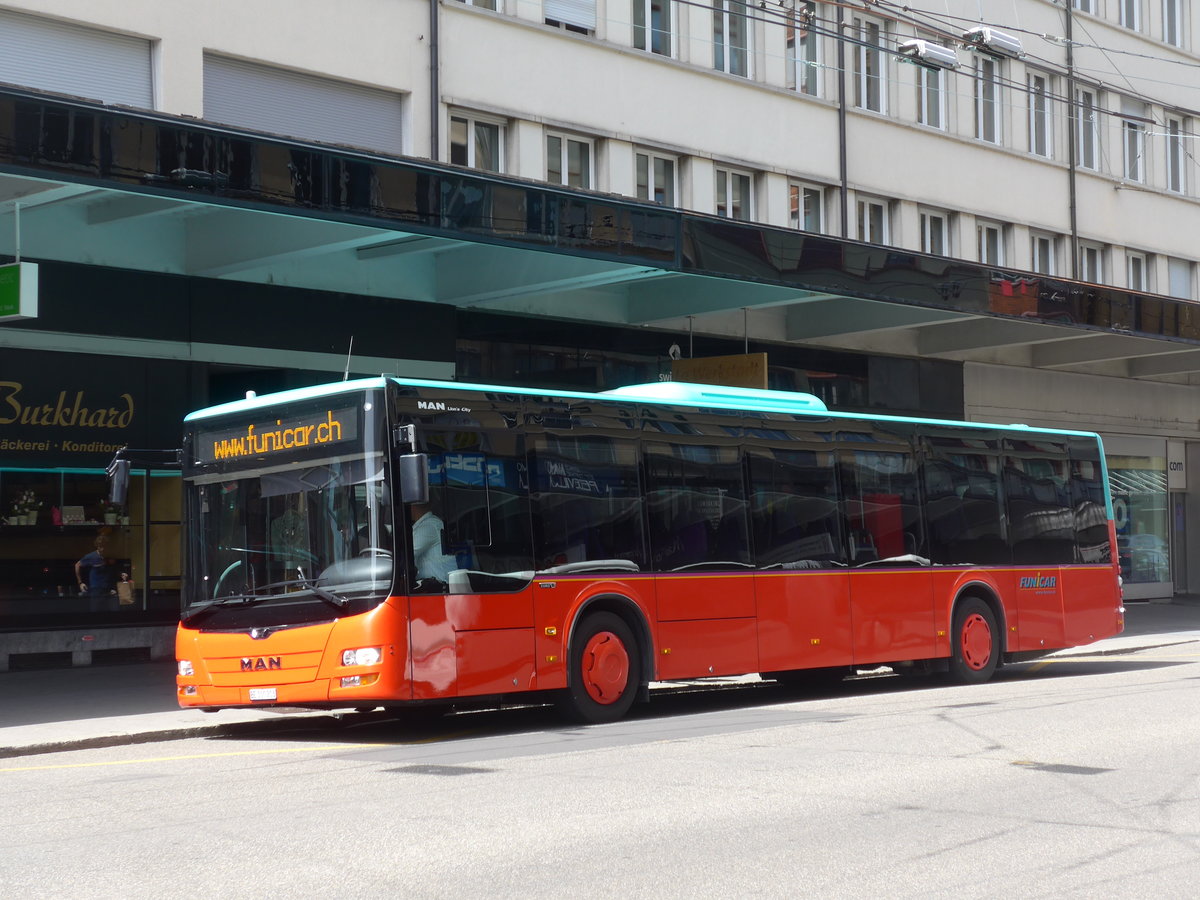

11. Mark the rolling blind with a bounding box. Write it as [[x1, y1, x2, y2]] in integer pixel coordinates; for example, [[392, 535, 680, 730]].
[[0, 9, 153, 108], [203, 54, 404, 157], [544, 0, 596, 30]]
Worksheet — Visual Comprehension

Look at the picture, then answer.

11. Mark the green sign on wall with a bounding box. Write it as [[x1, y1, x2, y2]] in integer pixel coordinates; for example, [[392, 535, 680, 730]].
[[0, 262, 38, 321]]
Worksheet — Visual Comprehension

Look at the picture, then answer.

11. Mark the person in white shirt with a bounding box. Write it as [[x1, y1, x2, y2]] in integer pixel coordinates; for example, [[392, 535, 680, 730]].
[[410, 501, 456, 584]]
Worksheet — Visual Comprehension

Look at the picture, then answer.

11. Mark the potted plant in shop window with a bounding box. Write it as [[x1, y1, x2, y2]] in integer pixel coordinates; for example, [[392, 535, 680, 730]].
[[100, 499, 122, 526], [11, 490, 41, 525]]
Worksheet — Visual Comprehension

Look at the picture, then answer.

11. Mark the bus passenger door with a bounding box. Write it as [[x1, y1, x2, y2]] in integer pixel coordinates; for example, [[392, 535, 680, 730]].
[[644, 437, 759, 681], [398, 397, 537, 700], [840, 436, 937, 666]]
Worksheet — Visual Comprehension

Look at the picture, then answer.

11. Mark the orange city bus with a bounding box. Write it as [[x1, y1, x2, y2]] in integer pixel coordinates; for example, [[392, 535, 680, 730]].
[[174, 376, 1124, 723]]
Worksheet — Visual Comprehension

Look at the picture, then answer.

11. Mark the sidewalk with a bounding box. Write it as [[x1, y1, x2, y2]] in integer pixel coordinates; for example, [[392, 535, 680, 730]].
[[3, 599, 1199, 759]]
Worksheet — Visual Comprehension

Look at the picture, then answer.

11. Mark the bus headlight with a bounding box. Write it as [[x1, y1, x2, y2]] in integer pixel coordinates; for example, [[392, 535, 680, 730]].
[[178, 660, 194, 677], [341, 647, 382, 667]]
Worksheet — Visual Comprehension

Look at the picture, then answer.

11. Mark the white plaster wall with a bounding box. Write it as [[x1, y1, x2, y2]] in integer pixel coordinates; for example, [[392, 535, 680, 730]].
[[4, 0, 431, 152], [964, 362, 1200, 441], [3, 0, 1199, 287]]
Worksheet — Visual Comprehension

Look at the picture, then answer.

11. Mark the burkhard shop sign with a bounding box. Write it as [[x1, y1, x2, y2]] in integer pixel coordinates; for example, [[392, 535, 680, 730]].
[[0, 349, 188, 467]]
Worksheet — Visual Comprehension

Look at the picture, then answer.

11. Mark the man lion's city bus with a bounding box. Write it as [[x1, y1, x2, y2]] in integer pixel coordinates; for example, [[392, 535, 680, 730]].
[[173, 377, 1123, 723]]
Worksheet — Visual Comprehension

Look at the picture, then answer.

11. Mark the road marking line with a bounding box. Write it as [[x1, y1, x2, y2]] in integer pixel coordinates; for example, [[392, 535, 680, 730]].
[[0, 727, 480, 773], [0, 743, 383, 773]]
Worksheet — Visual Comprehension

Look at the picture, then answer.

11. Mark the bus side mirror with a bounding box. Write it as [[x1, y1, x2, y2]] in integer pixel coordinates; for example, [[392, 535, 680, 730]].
[[398, 453, 430, 504], [107, 458, 131, 506]]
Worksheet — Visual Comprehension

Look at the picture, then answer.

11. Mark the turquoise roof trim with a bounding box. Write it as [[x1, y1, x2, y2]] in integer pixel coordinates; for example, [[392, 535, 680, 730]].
[[183, 377, 387, 421]]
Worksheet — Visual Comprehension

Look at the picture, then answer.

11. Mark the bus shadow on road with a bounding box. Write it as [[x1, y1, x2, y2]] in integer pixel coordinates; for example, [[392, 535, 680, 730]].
[[213, 654, 1188, 750]]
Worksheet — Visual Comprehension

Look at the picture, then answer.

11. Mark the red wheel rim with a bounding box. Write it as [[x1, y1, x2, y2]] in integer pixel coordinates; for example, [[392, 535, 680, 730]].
[[960, 612, 992, 671], [581, 630, 630, 705]]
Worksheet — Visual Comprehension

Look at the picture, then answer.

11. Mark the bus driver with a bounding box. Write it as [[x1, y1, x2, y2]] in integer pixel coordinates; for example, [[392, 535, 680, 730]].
[[410, 501, 455, 587]]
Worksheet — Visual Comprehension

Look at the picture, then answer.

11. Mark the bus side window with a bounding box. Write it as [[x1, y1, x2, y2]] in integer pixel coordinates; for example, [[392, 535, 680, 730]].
[[529, 433, 647, 571], [644, 442, 748, 571], [1004, 439, 1074, 565], [747, 448, 844, 569], [838, 437, 922, 564]]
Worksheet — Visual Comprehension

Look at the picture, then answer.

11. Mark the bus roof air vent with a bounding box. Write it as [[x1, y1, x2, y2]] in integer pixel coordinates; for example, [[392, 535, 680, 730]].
[[602, 382, 828, 414]]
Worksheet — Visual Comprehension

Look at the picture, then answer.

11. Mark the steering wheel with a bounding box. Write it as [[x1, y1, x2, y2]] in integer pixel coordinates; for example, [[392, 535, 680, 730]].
[[358, 547, 393, 558]]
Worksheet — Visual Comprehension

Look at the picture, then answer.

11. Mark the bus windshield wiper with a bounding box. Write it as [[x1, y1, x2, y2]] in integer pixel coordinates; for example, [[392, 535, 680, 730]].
[[186, 576, 347, 621], [293, 567, 349, 609], [184, 591, 275, 623]]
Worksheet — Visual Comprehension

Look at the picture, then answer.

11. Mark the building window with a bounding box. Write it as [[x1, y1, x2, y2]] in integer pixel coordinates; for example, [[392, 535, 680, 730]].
[[857, 197, 890, 244], [454, 0, 497, 8], [1072, 0, 1094, 11], [1167, 116, 1187, 194], [920, 210, 950, 256], [716, 168, 753, 220], [1075, 88, 1099, 170], [789, 183, 824, 232], [634, 0, 674, 56], [713, 0, 751, 77], [852, 17, 886, 113], [1164, 0, 1184, 46], [1109, 449, 1170, 588], [977, 220, 1006, 265], [1168, 257, 1193, 299], [636, 151, 677, 205], [546, 134, 592, 189], [1120, 0, 1141, 30], [1029, 73, 1053, 158], [1079, 242, 1104, 283], [917, 64, 945, 129], [786, 2, 820, 96], [975, 57, 1002, 144], [450, 115, 503, 172], [1123, 119, 1146, 183], [1127, 252, 1149, 291], [545, 0, 595, 32], [1032, 233, 1058, 275]]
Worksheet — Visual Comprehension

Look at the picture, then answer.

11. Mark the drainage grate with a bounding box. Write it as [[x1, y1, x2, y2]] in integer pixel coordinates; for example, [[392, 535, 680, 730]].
[[8, 651, 73, 671], [91, 647, 153, 665], [388, 764, 495, 776]]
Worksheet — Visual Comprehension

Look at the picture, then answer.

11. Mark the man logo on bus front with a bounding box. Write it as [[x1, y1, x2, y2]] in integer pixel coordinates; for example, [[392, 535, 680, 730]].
[[241, 657, 281, 671]]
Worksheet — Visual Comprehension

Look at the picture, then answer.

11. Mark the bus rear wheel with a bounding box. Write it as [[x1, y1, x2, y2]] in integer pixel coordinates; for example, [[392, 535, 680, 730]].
[[559, 612, 641, 724], [947, 597, 998, 684]]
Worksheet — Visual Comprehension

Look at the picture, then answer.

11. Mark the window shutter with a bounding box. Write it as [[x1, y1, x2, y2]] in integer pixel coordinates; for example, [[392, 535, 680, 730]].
[[544, 0, 596, 30], [203, 55, 404, 157], [0, 9, 153, 108], [1169, 259, 1192, 299]]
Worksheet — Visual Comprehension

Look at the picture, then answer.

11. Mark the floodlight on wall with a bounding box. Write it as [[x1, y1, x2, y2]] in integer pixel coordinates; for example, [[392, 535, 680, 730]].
[[961, 26, 1025, 59], [898, 39, 961, 71]]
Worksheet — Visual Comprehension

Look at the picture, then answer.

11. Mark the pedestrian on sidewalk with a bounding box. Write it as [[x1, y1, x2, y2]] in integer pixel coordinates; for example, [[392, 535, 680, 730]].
[[75, 535, 128, 611]]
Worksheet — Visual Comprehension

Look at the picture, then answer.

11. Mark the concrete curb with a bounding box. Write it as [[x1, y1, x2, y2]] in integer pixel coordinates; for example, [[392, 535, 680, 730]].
[[0, 711, 343, 760]]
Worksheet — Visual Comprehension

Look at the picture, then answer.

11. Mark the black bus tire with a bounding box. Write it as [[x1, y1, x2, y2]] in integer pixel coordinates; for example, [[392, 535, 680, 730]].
[[558, 612, 641, 724]]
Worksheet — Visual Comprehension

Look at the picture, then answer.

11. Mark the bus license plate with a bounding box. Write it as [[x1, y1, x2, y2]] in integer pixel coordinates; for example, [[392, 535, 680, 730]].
[[248, 688, 277, 701]]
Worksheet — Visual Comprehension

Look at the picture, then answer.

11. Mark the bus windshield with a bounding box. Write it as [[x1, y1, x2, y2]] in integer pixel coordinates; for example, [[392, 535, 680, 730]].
[[181, 389, 395, 624]]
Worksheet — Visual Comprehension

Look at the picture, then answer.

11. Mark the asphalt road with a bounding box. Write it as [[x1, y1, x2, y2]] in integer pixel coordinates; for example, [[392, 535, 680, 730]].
[[3, 642, 1199, 899]]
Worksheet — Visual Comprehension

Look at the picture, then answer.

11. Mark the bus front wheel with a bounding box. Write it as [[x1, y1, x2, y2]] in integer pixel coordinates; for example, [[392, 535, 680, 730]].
[[948, 597, 999, 684], [559, 612, 641, 724]]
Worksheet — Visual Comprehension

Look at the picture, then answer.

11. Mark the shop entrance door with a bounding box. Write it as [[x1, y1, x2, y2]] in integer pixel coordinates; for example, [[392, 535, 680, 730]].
[[1170, 492, 1187, 595]]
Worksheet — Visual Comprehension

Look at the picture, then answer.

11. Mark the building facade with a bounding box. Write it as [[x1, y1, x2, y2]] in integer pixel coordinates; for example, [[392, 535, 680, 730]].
[[2, 0, 1200, 652]]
